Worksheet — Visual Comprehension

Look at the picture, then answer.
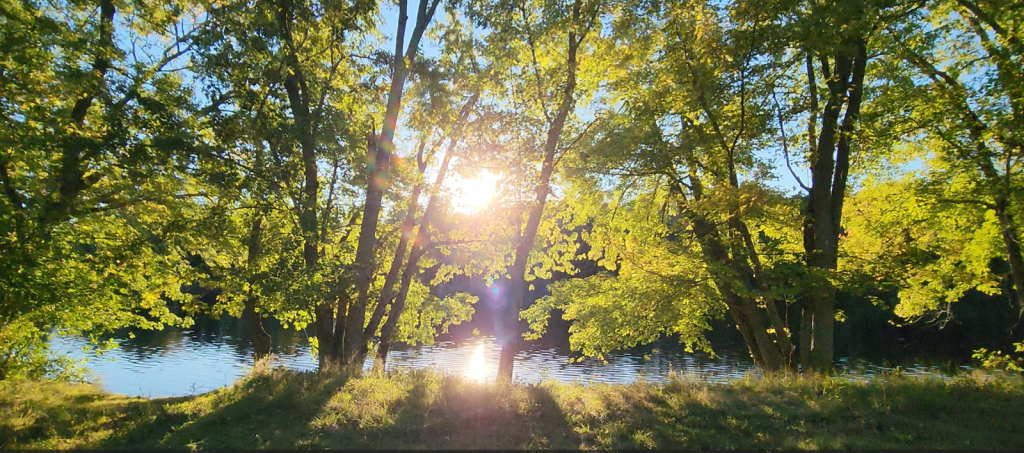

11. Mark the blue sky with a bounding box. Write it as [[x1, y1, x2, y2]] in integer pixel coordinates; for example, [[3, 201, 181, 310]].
[[116, 1, 890, 202], [378, 1, 818, 198]]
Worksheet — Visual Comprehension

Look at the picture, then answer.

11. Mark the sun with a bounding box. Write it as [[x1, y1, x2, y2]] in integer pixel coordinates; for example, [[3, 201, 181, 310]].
[[449, 170, 500, 212]]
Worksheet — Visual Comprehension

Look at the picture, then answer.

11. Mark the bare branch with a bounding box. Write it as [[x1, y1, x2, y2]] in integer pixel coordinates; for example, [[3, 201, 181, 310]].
[[772, 90, 811, 193]]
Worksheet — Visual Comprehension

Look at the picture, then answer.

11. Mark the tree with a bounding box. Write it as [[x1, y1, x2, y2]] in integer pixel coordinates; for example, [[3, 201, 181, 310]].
[[789, 0, 872, 371], [463, 0, 609, 382], [876, 0, 1024, 318], [372, 88, 481, 371], [342, 0, 444, 365], [0, 0, 224, 379], [187, 0, 378, 368], [523, 0, 801, 371]]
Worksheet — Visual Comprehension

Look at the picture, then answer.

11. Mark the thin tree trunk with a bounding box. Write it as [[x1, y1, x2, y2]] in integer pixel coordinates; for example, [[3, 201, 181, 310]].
[[363, 82, 476, 341], [371, 90, 479, 371], [799, 299, 813, 370], [243, 213, 272, 361], [671, 169, 788, 372], [343, 0, 441, 364], [680, 32, 794, 371], [373, 230, 427, 373], [362, 184, 422, 337], [799, 52, 817, 372], [363, 142, 429, 342], [495, 10, 585, 381], [735, 219, 794, 367], [704, 242, 786, 371], [373, 137, 458, 372]]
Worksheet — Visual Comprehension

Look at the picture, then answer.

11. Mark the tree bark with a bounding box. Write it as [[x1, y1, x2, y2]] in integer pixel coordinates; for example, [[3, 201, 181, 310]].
[[495, 4, 586, 381], [343, 0, 441, 364], [802, 39, 867, 372]]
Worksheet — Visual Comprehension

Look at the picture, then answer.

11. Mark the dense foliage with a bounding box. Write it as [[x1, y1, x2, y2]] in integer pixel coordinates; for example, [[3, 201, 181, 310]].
[[2, 0, 1024, 380]]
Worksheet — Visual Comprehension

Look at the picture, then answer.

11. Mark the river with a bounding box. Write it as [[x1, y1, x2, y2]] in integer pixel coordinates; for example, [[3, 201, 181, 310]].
[[48, 313, 967, 397]]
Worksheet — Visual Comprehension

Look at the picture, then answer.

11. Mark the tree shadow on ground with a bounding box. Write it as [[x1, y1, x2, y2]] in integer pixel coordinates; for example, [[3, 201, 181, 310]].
[[1, 383, 186, 450], [8, 371, 1024, 449], [100, 367, 354, 449]]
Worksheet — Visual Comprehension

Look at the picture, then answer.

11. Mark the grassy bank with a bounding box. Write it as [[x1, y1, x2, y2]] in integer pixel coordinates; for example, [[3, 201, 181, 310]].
[[2, 364, 1023, 450]]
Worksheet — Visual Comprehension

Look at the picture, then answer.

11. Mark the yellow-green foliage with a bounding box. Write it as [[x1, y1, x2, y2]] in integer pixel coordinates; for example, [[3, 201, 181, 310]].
[[3, 365, 1024, 450]]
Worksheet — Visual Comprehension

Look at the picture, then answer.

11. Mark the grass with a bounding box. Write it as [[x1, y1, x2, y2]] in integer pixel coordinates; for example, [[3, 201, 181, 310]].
[[2, 362, 1024, 450]]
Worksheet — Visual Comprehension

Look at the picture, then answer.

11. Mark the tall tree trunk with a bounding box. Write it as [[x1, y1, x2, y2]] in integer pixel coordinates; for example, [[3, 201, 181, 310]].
[[803, 39, 867, 372], [365, 84, 477, 344], [373, 228, 428, 373], [363, 142, 429, 343], [670, 167, 789, 371], [799, 52, 817, 372], [692, 214, 787, 371], [495, 8, 585, 381], [275, 0, 327, 367], [735, 218, 794, 367], [681, 30, 795, 371], [994, 198, 1024, 311], [243, 213, 272, 361], [343, 0, 441, 364]]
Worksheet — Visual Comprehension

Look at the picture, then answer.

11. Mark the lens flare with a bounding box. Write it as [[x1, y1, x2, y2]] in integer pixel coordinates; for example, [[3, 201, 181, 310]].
[[450, 171, 500, 213]]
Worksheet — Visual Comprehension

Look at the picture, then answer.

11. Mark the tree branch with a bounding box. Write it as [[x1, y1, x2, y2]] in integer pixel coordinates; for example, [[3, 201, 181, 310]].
[[772, 90, 811, 193], [936, 197, 997, 210]]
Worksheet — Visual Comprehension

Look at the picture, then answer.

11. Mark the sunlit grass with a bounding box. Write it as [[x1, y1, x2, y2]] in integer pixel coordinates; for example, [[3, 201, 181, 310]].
[[2, 362, 1023, 449]]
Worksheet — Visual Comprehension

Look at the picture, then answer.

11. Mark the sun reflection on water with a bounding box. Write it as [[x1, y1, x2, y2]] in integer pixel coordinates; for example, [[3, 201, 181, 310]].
[[466, 344, 486, 383]]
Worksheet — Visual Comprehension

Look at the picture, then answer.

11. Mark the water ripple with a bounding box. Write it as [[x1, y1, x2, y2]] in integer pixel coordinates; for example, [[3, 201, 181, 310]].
[[50, 331, 965, 398]]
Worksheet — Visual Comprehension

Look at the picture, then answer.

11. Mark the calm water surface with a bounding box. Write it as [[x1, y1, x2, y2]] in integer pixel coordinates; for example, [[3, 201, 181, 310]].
[[49, 318, 965, 398]]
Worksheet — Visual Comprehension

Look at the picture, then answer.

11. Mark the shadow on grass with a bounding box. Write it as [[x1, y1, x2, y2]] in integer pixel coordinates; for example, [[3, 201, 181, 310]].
[[8, 369, 1024, 450], [100, 366, 355, 449]]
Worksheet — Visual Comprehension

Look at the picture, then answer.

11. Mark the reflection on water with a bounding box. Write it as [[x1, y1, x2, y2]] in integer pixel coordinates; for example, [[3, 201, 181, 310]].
[[466, 344, 487, 384], [49, 319, 969, 398]]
